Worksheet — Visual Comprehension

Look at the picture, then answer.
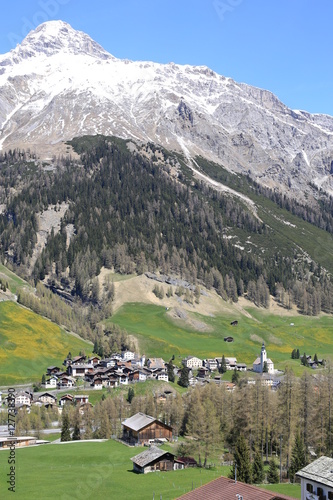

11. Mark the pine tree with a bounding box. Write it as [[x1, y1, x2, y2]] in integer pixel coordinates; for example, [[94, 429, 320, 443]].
[[72, 422, 81, 440], [41, 373, 46, 385], [127, 387, 135, 404], [167, 360, 175, 383], [229, 435, 252, 484], [232, 368, 240, 385], [252, 449, 264, 484], [220, 355, 227, 374], [60, 411, 71, 442], [289, 432, 307, 481], [178, 366, 189, 388], [267, 459, 279, 483]]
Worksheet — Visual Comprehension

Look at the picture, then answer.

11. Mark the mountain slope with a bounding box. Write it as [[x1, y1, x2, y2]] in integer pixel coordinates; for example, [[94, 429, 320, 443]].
[[1, 21, 333, 198]]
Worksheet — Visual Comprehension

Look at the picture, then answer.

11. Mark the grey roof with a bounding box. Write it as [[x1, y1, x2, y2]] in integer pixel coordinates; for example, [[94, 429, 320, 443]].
[[296, 456, 333, 487], [122, 412, 156, 431], [131, 446, 173, 467]]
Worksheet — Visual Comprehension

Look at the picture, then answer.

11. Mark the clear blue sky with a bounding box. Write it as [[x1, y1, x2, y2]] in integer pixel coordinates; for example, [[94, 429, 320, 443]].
[[1, 0, 333, 116]]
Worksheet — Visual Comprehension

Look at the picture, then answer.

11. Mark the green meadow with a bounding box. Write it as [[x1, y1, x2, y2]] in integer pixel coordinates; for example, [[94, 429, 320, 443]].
[[0, 301, 91, 385], [109, 303, 333, 373], [0, 264, 32, 294], [0, 439, 301, 499]]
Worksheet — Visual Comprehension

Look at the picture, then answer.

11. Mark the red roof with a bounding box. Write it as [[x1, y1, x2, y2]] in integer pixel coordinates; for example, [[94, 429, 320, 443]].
[[176, 476, 297, 500]]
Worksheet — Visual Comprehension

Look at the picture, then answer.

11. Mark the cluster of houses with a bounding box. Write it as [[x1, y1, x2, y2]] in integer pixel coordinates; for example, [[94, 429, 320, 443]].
[[3, 390, 92, 414], [43, 352, 169, 390]]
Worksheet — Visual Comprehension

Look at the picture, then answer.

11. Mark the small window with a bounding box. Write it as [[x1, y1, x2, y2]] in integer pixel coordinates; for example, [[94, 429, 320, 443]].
[[317, 487, 324, 498], [306, 483, 313, 493], [328, 491, 333, 500]]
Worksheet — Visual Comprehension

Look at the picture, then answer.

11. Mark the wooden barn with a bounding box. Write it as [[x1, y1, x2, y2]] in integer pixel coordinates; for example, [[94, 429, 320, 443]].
[[122, 412, 172, 445], [131, 446, 183, 474]]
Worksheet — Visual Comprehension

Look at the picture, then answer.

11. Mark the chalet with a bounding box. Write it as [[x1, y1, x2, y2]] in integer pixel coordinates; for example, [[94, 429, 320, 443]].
[[147, 358, 166, 370], [99, 358, 116, 368], [91, 377, 103, 390], [131, 446, 183, 474], [15, 392, 31, 407], [197, 366, 209, 378], [122, 350, 135, 360], [38, 392, 57, 405], [129, 370, 147, 383], [59, 394, 74, 406], [204, 359, 218, 371], [182, 356, 203, 369], [46, 366, 61, 375], [176, 475, 296, 499], [74, 395, 89, 405], [122, 412, 172, 445], [44, 375, 58, 389], [156, 371, 168, 382], [68, 364, 93, 378], [108, 375, 119, 388], [224, 336, 234, 342], [57, 375, 76, 388], [71, 355, 87, 365], [230, 320, 238, 326], [225, 357, 237, 370], [296, 455, 333, 500], [87, 356, 100, 366], [224, 382, 236, 392], [236, 363, 247, 372]]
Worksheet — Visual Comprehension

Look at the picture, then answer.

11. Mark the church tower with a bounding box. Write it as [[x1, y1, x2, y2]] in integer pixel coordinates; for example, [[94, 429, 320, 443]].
[[260, 342, 267, 372]]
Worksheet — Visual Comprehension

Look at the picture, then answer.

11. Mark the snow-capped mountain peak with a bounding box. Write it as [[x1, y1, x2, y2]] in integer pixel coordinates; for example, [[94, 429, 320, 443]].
[[1, 21, 333, 198], [3, 20, 113, 64]]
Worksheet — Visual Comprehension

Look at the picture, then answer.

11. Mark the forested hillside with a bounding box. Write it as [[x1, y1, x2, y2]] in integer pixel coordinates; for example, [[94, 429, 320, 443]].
[[0, 135, 333, 322]]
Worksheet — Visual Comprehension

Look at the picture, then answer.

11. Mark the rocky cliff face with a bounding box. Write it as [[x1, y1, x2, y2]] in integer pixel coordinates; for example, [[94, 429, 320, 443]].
[[1, 20, 333, 198]]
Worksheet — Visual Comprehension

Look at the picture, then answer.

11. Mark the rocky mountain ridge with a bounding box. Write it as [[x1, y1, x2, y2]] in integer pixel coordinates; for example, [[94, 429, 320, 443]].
[[1, 20, 333, 199]]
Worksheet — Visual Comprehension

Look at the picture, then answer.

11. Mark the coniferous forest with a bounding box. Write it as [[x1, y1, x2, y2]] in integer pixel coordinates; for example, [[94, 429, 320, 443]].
[[0, 134, 333, 333]]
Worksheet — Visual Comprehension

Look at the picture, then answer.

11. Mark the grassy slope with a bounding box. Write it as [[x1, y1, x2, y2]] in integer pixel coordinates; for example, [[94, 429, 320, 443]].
[[108, 303, 333, 374], [0, 440, 301, 500], [0, 301, 91, 385], [0, 264, 32, 294]]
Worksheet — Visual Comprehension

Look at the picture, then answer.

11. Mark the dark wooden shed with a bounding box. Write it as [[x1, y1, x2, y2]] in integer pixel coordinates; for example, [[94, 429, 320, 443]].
[[122, 412, 172, 445], [131, 446, 181, 474]]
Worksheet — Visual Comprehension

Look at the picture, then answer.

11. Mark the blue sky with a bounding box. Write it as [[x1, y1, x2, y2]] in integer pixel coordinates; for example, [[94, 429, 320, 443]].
[[1, 0, 333, 115]]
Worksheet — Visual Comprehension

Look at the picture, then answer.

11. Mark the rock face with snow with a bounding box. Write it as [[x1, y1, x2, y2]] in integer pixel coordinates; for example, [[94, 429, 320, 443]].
[[1, 20, 333, 197]]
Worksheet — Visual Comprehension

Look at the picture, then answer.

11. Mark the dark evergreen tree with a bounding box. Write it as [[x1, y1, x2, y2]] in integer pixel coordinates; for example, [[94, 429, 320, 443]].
[[178, 367, 189, 388], [232, 368, 240, 385], [127, 387, 135, 404], [41, 373, 46, 385], [267, 459, 279, 484], [219, 355, 227, 374], [289, 432, 307, 481], [252, 449, 264, 484], [229, 435, 252, 484], [72, 422, 81, 440], [60, 411, 71, 442], [167, 360, 175, 383]]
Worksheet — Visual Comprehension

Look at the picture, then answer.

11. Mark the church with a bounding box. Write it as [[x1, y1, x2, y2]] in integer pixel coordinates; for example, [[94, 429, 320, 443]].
[[253, 343, 274, 374]]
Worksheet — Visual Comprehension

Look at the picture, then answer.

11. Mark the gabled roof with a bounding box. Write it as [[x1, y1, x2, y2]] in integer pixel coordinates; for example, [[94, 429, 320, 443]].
[[296, 455, 333, 488], [176, 475, 297, 499], [122, 412, 156, 431], [131, 446, 173, 467]]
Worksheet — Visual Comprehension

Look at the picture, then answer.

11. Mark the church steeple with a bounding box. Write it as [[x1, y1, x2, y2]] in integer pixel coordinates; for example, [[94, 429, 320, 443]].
[[260, 342, 267, 372]]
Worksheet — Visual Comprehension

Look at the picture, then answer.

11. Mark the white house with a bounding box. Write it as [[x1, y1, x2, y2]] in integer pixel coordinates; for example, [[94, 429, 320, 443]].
[[253, 343, 274, 374], [156, 372, 169, 382], [182, 356, 203, 369], [296, 456, 333, 500], [44, 375, 58, 389], [204, 359, 218, 371], [122, 350, 135, 360], [225, 357, 237, 370], [15, 392, 31, 407]]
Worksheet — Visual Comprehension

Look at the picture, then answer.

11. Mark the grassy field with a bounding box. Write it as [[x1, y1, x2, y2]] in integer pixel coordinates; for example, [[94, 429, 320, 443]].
[[0, 264, 32, 294], [0, 439, 301, 499], [0, 301, 92, 385], [108, 303, 333, 374]]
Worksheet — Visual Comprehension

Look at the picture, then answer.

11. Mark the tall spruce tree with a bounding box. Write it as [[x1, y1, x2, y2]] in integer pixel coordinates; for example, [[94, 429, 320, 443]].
[[252, 449, 264, 484], [267, 459, 279, 484], [289, 432, 307, 481], [60, 411, 71, 442], [229, 435, 252, 484], [178, 366, 189, 388]]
